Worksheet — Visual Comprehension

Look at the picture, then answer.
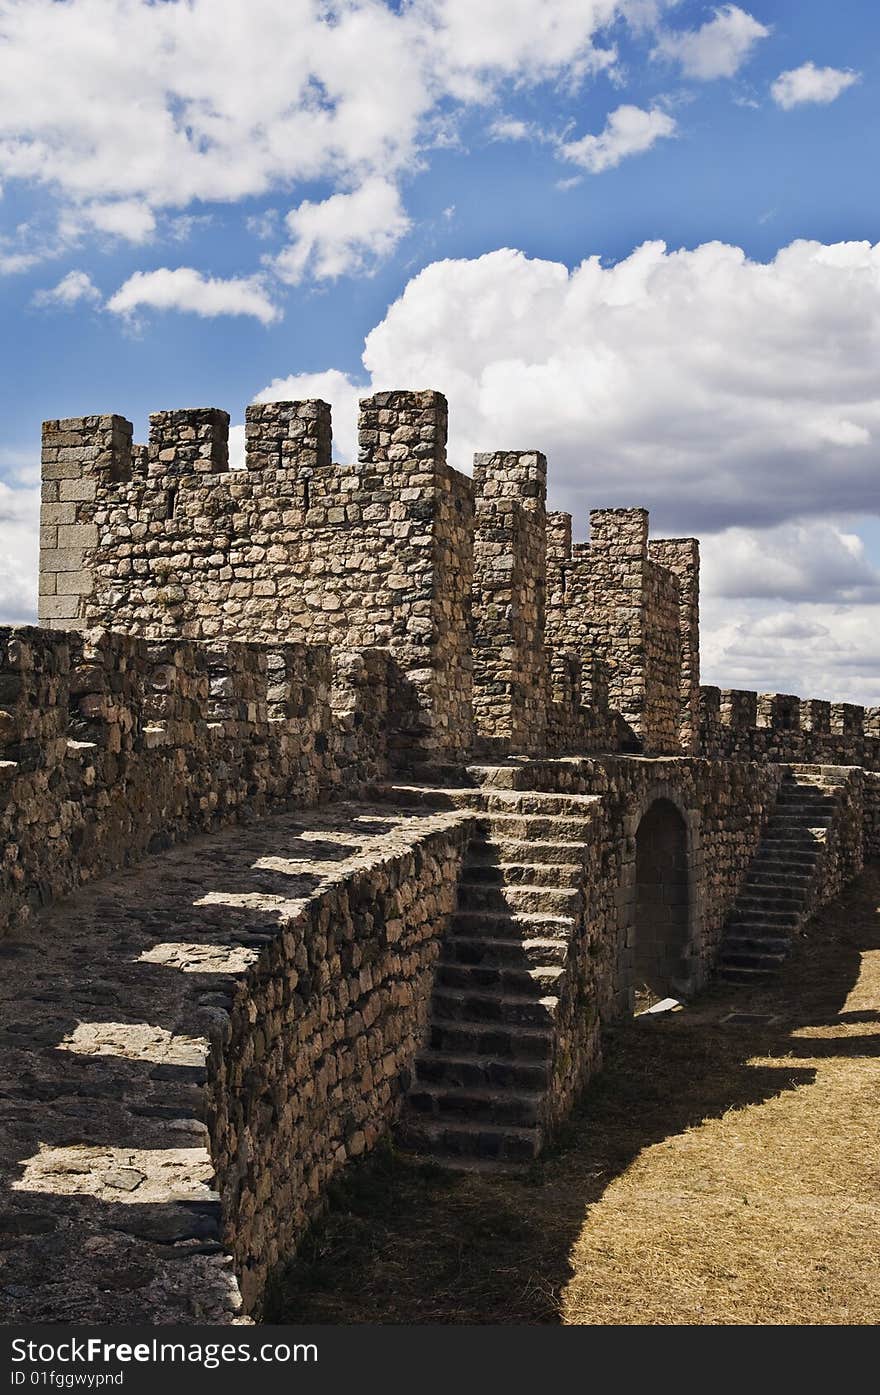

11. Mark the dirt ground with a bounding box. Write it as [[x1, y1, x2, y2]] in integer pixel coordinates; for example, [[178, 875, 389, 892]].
[[266, 863, 880, 1326]]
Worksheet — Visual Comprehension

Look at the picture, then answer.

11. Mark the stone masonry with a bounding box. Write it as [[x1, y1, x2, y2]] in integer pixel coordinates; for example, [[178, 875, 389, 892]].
[[2, 385, 876, 1321]]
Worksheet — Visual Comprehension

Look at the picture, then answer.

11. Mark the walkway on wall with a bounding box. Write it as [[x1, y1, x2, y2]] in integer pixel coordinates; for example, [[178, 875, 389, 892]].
[[0, 799, 465, 1324], [268, 863, 880, 1326]]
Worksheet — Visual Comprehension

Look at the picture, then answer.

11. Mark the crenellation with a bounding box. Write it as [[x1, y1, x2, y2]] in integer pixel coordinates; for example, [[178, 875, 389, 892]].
[[649, 537, 700, 754], [802, 698, 832, 734], [148, 407, 230, 475], [472, 449, 548, 755], [11, 382, 880, 1324], [245, 398, 332, 475]]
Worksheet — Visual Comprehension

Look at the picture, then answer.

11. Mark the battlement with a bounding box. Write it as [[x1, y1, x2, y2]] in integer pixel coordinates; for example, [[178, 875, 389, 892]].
[[0, 623, 396, 932], [700, 685, 878, 765], [38, 387, 873, 773]]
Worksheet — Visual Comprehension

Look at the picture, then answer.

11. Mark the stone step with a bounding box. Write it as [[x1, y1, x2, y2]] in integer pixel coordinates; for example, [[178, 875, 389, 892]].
[[397, 1116, 542, 1164], [718, 947, 789, 970], [415, 1050, 550, 1092], [736, 892, 804, 913], [456, 881, 581, 916], [724, 932, 791, 955], [784, 769, 848, 783], [468, 838, 587, 866], [480, 791, 600, 817], [462, 859, 583, 888], [471, 812, 594, 842], [437, 960, 565, 995], [406, 1083, 544, 1127], [775, 794, 836, 809], [392, 788, 599, 817], [729, 907, 800, 929], [744, 868, 813, 887], [717, 962, 783, 984], [446, 935, 569, 969], [757, 840, 823, 857], [740, 881, 806, 902], [763, 823, 827, 836], [429, 1018, 552, 1060], [432, 986, 559, 1028], [451, 909, 576, 940], [770, 813, 834, 828], [749, 857, 817, 876]]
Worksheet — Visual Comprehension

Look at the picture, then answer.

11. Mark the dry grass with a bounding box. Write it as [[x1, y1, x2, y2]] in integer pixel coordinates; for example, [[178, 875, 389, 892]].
[[265, 864, 880, 1325]]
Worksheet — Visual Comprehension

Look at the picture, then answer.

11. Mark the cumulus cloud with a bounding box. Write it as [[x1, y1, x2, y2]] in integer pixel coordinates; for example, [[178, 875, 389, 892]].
[[559, 104, 677, 172], [280, 239, 879, 534], [105, 267, 280, 325], [253, 238, 880, 700], [0, 470, 39, 624], [274, 179, 412, 285], [0, 0, 648, 282], [771, 62, 860, 111], [701, 596, 880, 704], [32, 269, 102, 309], [702, 521, 880, 604], [59, 200, 157, 245], [653, 4, 769, 80]]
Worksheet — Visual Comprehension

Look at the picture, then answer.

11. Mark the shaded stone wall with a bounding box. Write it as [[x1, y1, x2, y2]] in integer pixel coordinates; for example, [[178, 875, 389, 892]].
[[649, 537, 700, 753], [472, 450, 548, 755], [545, 508, 690, 754], [643, 558, 680, 755], [700, 686, 880, 769], [210, 814, 470, 1312], [0, 625, 390, 939], [40, 394, 474, 764]]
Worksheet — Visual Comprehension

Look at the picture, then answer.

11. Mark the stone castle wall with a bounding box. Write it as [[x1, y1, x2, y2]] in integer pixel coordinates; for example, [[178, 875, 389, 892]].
[[40, 395, 474, 764], [700, 686, 880, 770], [0, 625, 391, 939], [14, 383, 880, 1323], [544, 507, 698, 756], [210, 813, 470, 1312], [40, 393, 715, 765]]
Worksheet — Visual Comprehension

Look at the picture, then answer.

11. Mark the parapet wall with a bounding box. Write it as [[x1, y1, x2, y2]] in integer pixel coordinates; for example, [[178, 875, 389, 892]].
[[211, 813, 470, 1311], [39, 393, 711, 766], [700, 686, 880, 770], [0, 625, 391, 938], [40, 395, 474, 764], [545, 508, 700, 755]]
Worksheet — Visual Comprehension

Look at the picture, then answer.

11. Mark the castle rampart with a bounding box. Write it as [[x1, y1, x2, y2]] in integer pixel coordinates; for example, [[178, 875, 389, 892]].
[[6, 385, 878, 1323]]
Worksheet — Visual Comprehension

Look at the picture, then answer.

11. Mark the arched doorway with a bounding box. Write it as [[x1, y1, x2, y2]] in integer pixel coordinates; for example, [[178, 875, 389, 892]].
[[634, 798, 690, 1007]]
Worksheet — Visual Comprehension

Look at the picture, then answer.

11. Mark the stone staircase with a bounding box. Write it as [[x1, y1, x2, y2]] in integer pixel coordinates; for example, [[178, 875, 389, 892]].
[[397, 787, 598, 1169], [717, 768, 847, 984]]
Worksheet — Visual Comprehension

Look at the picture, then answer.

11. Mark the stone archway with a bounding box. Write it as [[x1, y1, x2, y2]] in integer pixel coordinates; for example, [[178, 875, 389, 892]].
[[634, 797, 690, 1006]]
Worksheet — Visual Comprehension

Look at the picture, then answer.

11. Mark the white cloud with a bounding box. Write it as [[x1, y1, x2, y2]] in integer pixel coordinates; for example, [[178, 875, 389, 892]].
[[702, 520, 880, 604], [32, 269, 102, 309], [254, 369, 365, 461], [64, 200, 157, 244], [771, 62, 860, 111], [274, 179, 412, 285], [488, 117, 533, 142], [653, 5, 769, 80], [294, 238, 880, 535], [559, 104, 676, 172], [254, 237, 880, 698], [106, 267, 280, 325], [0, 0, 646, 284], [0, 474, 39, 624], [701, 596, 880, 705], [0, 248, 41, 275]]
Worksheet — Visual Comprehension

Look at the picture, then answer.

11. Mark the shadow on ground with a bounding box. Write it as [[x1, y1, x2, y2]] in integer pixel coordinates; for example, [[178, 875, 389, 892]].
[[265, 862, 880, 1325]]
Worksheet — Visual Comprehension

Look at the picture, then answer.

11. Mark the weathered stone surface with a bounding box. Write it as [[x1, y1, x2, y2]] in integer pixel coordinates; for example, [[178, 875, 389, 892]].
[[14, 385, 880, 1325], [0, 802, 469, 1323]]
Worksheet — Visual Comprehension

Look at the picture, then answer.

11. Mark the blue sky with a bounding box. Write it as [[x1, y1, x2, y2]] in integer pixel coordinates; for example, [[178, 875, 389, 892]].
[[1, 0, 879, 700]]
